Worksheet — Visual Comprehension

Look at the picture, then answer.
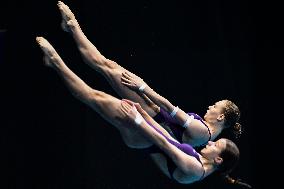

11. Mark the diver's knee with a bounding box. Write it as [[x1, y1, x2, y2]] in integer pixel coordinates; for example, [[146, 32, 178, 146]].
[[104, 58, 120, 70], [87, 90, 108, 103]]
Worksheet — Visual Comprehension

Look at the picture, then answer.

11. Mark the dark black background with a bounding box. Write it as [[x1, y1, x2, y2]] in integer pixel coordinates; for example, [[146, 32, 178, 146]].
[[1, 0, 277, 188]]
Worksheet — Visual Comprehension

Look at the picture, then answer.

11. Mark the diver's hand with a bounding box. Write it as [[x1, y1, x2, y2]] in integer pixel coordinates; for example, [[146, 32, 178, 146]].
[[121, 100, 145, 125], [121, 72, 147, 92]]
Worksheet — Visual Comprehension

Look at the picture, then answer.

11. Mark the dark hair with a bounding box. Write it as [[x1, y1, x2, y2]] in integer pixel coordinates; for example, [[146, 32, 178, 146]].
[[223, 100, 242, 139], [219, 139, 252, 188], [224, 175, 252, 188], [218, 139, 240, 175]]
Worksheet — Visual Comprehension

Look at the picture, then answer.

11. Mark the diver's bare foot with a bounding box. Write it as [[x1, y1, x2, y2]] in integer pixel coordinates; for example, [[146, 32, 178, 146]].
[[36, 37, 61, 68], [57, 1, 80, 32]]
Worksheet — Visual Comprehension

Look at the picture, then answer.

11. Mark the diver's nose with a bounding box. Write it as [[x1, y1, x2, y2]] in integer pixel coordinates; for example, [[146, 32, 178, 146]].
[[208, 141, 214, 146]]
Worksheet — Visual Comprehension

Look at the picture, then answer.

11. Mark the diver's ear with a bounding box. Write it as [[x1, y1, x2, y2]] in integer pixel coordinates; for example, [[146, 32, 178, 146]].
[[214, 157, 223, 165], [217, 114, 225, 122]]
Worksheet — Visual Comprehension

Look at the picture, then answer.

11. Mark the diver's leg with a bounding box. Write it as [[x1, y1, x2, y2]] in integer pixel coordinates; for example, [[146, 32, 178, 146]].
[[36, 36, 151, 148], [57, 1, 159, 117]]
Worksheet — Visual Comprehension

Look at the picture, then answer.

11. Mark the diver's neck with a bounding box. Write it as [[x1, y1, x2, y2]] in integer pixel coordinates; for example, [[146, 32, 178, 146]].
[[206, 122, 223, 141], [199, 156, 218, 178]]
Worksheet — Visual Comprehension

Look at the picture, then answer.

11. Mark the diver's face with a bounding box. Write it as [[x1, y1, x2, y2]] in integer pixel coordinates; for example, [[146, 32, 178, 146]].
[[200, 139, 226, 160], [204, 100, 226, 122]]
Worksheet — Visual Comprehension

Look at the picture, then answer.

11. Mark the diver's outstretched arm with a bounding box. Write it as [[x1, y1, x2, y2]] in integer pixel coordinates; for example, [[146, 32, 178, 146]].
[[121, 102, 204, 183], [122, 99, 177, 141], [121, 71, 191, 127]]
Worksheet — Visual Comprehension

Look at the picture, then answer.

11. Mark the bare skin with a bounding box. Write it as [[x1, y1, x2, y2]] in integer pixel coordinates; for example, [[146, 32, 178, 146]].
[[35, 3, 242, 184], [35, 37, 207, 183], [36, 36, 152, 149], [57, 1, 159, 117], [55, 2, 236, 148]]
